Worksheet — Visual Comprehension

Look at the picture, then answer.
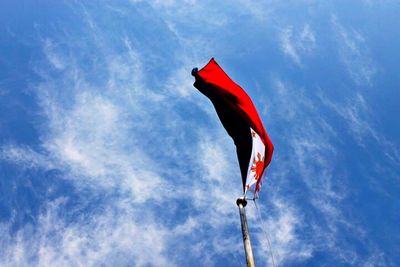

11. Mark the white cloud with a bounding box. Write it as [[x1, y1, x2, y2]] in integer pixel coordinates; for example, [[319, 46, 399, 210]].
[[0, 198, 173, 267], [280, 24, 316, 65], [43, 39, 66, 70], [253, 199, 312, 266], [319, 91, 400, 166], [0, 4, 250, 266], [1, 145, 54, 170], [320, 92, 378, 143], [266, 77, 397, 265], [261, 77, 371, 265], [332, 15, 377, 85]]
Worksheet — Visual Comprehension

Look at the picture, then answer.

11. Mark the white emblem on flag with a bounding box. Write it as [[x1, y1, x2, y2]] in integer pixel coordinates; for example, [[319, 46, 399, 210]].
[[245, 128, 266, 197]]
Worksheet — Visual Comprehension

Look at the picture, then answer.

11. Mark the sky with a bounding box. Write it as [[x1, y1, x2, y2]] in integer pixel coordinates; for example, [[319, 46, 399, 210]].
[[0, 1, 399, 266]]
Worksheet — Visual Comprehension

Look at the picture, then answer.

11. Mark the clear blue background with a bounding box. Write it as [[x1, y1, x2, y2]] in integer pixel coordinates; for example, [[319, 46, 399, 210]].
[[0, 1, 399, 266]]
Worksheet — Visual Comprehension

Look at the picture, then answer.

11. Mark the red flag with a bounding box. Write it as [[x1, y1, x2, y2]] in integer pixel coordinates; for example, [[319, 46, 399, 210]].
[[192, 58, 273, 196]]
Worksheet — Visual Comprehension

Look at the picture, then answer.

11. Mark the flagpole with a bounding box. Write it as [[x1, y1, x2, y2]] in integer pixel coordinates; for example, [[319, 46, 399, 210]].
[[236, 197, 256, 267]]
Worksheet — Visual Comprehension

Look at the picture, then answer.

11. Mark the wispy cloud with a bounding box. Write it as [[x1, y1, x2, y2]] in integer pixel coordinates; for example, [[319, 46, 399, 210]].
[[0, 3, 251, 266], [280, 24, 316, 65], [253, 198, 313, 266], [319, 91, 400, 166], [1, 145, 54, 170], [260, 77, 383, 265], [42, 39, 66, 70], [332, 15, 377, 86], [0, 198, 173, 267]]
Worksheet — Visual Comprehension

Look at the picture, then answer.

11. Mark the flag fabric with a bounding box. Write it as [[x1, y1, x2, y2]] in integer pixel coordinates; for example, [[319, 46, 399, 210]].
[[192, 58, 274, 197]]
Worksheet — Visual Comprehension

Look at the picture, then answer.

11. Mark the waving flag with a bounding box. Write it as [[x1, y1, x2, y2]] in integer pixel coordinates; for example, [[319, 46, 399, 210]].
[[192, 58, 274, 197]]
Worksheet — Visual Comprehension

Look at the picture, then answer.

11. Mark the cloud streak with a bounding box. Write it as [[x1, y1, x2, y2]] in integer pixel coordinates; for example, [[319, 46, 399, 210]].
[[280, 24, 316, 65], [332, 15, 377, 86]]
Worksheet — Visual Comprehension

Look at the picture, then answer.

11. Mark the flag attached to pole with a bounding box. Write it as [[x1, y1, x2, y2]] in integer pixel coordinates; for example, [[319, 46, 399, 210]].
[[192, 58, 274, 197]]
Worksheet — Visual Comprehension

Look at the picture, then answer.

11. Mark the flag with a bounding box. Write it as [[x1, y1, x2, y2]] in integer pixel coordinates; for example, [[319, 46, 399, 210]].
[[192, 58, 274, 197]]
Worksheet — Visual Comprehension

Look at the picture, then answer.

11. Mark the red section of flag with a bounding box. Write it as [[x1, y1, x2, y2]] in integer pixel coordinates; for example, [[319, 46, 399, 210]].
[[195, 58, 274, 168]]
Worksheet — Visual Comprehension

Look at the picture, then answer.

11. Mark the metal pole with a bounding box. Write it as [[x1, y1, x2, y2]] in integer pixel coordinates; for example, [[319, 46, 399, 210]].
[[236, 197, 256, 267]]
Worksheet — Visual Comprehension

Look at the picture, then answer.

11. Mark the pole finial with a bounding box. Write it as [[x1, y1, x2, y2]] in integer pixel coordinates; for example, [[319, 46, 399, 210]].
[[191, 67, 198, 77], [236, 197, 248, 207]]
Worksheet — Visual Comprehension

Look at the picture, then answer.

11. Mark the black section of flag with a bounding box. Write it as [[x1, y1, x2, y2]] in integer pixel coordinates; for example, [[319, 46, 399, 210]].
[[194, 77, 252, 190]]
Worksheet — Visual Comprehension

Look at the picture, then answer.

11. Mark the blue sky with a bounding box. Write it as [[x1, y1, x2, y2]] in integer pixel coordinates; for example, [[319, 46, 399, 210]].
[[1, 1, 399, 266]]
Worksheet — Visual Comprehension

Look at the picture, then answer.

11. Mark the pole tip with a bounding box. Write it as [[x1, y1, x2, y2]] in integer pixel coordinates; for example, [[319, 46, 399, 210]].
[[236, 197, 247, 207], [191, 67, 198, 77]]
